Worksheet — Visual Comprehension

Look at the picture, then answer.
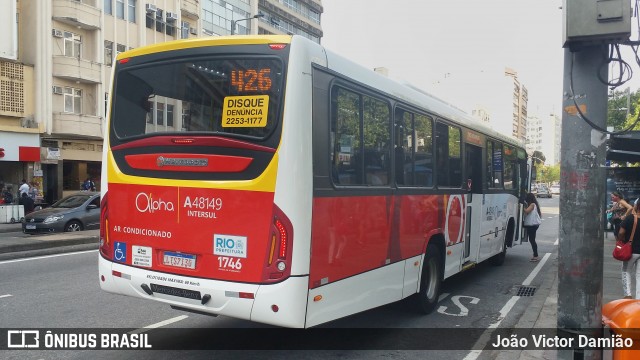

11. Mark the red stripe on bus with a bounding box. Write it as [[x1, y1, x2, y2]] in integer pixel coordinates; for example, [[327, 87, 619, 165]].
[[309, 195, 444, 289], [111, 136, 276, 153], [125, 153, 253, 172]]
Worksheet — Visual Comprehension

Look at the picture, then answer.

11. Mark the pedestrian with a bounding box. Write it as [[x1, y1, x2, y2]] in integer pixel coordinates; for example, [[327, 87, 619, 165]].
[[19, 192, 35, 214], [523, 192, 542, 262], [607, 191, 633, 237], [619, 199, 640, 299], [28, 182, 38, 201], [2, 186, 14, 204], [82, 177, 96, 191], [18, 179, 29, 196]]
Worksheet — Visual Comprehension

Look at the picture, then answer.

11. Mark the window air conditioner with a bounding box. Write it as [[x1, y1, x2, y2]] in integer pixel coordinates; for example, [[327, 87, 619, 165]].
[[166, 12, 178, 21], [52, 86, 63, 95], [190, 27, 198, 35], [145, 4, 157, 13], [52, 29, 63, 38]]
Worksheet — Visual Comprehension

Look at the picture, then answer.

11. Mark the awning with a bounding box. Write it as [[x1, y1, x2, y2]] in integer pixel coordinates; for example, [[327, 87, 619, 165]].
[[607, 131, 640, 162]]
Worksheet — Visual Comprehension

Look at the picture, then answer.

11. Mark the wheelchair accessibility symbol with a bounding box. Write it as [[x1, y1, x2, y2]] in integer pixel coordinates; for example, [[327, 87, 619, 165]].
[[114, 242, 127, 263]]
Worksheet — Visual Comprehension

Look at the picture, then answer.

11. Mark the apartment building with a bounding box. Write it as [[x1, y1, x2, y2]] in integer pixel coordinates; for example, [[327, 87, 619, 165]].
[[526, 112, 561, 165], [257, 0, 323, 43], [9, 0, 322, 203], [480, 67, 528, 143]]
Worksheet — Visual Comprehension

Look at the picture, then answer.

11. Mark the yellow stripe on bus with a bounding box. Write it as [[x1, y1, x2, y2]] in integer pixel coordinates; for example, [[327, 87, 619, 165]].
[[106, 152, 279, 192], [116, 35, 293, 60]]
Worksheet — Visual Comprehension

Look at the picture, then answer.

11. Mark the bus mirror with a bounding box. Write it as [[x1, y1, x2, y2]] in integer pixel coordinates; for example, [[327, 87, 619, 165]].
[[531, 165, 536, 180]]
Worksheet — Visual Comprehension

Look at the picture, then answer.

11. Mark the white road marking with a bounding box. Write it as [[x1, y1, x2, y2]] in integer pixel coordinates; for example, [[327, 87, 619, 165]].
[[0, 250, 97, 265], [129, 315, 189, 334], [463, 252, 550, 360], [554, 238, 559, 246], [0, 294, 12, 299], [522, 253, 551, 286]]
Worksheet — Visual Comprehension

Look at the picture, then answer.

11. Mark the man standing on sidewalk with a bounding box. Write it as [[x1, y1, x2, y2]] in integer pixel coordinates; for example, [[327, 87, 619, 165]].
[[18, 179, 30, 197]]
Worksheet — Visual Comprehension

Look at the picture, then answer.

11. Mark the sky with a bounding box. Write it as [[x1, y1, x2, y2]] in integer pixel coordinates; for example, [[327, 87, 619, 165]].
[[320, 0, 566, 117]]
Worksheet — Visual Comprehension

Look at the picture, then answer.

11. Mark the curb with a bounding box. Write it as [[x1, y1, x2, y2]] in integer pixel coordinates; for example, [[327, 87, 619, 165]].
[[0, 225, 23, 234], [0, 236, 98, 253], [0, 243, 99, 261], [0, 234, 98, 261]]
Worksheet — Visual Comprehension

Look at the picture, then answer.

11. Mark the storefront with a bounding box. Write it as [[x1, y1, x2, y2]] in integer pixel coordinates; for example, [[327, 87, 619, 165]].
[[0, 131, 40, 200]]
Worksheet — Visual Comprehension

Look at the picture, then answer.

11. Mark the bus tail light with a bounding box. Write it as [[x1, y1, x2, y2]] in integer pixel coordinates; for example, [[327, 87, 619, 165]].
[[262, 204, 293, 283], [99, 191, 112, 260]]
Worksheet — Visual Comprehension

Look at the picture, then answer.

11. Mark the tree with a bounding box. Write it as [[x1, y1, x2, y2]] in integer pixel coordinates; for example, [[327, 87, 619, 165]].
[[536, 163, 560, 184], [613, 92, 640, 167], [607, 88, 640, 130]]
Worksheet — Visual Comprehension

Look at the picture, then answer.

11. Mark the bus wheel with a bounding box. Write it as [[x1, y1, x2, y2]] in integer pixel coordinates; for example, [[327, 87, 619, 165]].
[[415, 246, 442, 314]]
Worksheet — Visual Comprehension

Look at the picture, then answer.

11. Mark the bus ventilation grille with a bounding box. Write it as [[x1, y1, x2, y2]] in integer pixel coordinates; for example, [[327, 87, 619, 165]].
[[515, 286, 537, 297]]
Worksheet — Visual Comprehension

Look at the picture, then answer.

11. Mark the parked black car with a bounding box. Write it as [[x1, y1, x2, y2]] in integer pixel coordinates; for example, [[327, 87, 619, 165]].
[[22, 192, 100, 234]]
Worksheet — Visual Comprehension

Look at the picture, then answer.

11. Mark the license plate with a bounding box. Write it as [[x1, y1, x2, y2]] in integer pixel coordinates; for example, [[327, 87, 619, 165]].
[[163, 251, 196, 269], [150, 283, 201, 300], [26, 224, 36, 230]]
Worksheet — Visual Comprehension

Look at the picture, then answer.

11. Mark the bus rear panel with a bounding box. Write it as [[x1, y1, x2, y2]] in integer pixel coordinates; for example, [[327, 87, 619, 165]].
[[99, 36, 312, 328]]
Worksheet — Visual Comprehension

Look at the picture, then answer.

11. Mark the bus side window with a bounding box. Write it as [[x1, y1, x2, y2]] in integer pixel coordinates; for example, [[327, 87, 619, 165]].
[[363, 96, 390, 186], [331, 87, 361, 185], [435, 122, 461, 188]]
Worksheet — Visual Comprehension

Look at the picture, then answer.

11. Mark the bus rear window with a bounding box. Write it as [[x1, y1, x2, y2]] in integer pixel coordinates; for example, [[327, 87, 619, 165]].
[[111, 57, 284, 141]]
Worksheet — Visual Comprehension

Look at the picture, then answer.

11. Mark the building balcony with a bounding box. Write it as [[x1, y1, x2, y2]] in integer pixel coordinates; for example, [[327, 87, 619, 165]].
[[52, 0, 101, 30], [52, 113, 102, 139], [52, 56, 101, 84], [181, 0, 199, 19]]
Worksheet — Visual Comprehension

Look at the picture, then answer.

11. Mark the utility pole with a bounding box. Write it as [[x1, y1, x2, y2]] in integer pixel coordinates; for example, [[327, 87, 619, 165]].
[[557, 46, 608, 360]]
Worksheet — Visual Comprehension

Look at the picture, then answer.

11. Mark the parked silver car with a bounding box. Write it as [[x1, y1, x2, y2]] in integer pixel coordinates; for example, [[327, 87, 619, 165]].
[[22, 192, 100, 234], [536, 185, 552, 198]]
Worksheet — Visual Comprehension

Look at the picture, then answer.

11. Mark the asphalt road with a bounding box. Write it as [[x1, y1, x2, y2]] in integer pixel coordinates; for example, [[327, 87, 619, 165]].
[[0, 197, 560, 360]]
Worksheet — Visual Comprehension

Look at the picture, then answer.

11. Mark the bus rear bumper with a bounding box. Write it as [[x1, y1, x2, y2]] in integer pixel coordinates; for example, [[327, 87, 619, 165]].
[[99, 255, 309, 328]]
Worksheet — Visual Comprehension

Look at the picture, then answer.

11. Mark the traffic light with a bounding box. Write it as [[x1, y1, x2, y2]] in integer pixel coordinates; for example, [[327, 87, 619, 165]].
[[0, 147, 4, 158]]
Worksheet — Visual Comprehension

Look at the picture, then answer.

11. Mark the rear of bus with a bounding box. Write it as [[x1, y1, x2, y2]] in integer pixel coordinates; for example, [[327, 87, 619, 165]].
[[98, 35, 316, 328]]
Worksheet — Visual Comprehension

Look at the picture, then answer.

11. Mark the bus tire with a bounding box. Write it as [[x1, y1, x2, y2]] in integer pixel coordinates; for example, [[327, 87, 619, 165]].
[[415, 245, 442, 314]]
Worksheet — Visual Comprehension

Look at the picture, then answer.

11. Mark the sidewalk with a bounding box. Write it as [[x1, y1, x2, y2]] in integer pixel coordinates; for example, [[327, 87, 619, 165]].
[[495, 231, 623, 360], [0, 222, 98, 261]]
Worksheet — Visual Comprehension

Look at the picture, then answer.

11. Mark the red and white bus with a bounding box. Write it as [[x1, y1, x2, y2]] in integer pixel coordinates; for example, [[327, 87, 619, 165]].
[[99, 35, 530, 328]]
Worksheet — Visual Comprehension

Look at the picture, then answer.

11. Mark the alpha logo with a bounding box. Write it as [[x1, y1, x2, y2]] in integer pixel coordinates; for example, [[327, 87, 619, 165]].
[[135, 192, 175, 213]]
